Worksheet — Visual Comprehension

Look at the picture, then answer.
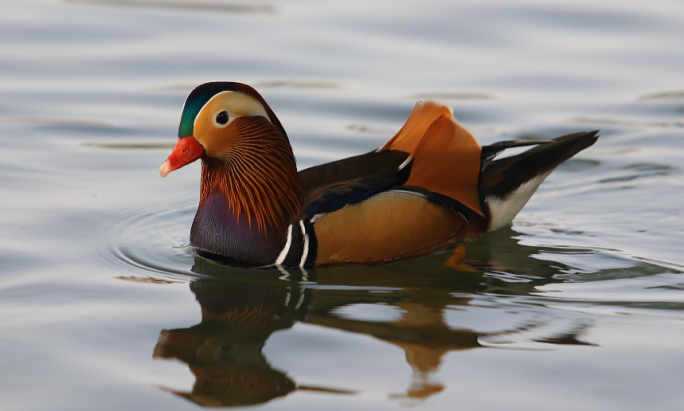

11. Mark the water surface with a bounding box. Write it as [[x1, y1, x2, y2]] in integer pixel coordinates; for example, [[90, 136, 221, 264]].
[[1, 0, 684, 410]]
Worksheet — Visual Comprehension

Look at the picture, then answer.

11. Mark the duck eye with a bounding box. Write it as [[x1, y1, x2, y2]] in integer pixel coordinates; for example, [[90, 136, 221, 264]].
[[215, 110, 229, 125]]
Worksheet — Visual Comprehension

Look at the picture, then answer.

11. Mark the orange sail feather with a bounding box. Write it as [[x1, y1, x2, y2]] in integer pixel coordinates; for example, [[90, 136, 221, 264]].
[[382, 100, 483, 217]]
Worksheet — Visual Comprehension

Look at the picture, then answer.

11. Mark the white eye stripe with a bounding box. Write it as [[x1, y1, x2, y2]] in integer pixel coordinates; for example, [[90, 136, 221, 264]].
[[194, 91, 272, 141], [197, 91, 271, 129]]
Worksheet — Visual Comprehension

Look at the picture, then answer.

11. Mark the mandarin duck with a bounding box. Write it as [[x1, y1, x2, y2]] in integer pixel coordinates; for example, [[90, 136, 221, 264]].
[[160, 82, 598, 268]]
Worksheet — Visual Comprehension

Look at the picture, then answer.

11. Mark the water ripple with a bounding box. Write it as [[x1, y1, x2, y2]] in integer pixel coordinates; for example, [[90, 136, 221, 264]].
[[67, 0, 276, 14], [637, 89, 684, 101], [95, 194, 199, 281], [569, 115, 684, 128], [409, 92, 497, 101]]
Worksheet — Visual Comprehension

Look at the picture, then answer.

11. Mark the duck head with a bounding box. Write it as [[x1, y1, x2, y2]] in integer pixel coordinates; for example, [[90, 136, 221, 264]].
[[160, 82, 303, 264], [160, 82, 289, 177]]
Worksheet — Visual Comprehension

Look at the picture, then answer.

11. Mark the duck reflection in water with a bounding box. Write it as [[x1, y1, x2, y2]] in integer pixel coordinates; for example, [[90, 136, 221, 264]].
[[154, 227, 596, 407], [153, 279, 341, 407]]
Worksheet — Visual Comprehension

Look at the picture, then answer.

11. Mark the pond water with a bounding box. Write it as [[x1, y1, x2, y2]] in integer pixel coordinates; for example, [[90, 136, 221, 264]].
[[2, 0, 684, 410]]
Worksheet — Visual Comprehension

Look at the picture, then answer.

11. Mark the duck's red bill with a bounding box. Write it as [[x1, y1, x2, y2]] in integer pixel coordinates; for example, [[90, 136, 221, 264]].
[[160, 136, 205, 177]]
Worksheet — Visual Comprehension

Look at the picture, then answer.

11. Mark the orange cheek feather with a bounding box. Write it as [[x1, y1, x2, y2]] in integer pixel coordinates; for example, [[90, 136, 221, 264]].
[[159, 136, 205, 177]]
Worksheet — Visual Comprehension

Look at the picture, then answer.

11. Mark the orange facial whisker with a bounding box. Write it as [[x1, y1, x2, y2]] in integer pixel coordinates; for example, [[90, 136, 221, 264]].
[[199, 118, 303, 233]]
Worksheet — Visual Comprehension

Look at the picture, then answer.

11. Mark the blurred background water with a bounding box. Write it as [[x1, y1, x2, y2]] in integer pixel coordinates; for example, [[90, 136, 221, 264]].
[[1, 0, 684, 410]]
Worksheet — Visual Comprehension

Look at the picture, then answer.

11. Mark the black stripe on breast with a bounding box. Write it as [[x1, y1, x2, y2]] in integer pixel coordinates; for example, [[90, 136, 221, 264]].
[[281, 223, 304, 267]]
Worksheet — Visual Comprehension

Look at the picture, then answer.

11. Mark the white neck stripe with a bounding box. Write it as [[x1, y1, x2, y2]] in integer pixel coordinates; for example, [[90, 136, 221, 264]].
[[275, 224, 293, 265], [299, 220, 309, 267]]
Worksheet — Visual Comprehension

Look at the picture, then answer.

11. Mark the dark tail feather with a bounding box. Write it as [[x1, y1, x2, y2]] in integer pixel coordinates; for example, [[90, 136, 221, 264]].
[[480, 131, 599, 199]]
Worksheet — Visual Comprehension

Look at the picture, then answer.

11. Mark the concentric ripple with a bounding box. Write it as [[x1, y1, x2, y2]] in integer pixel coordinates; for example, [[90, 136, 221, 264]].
[[97, 192, 200, 281]]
